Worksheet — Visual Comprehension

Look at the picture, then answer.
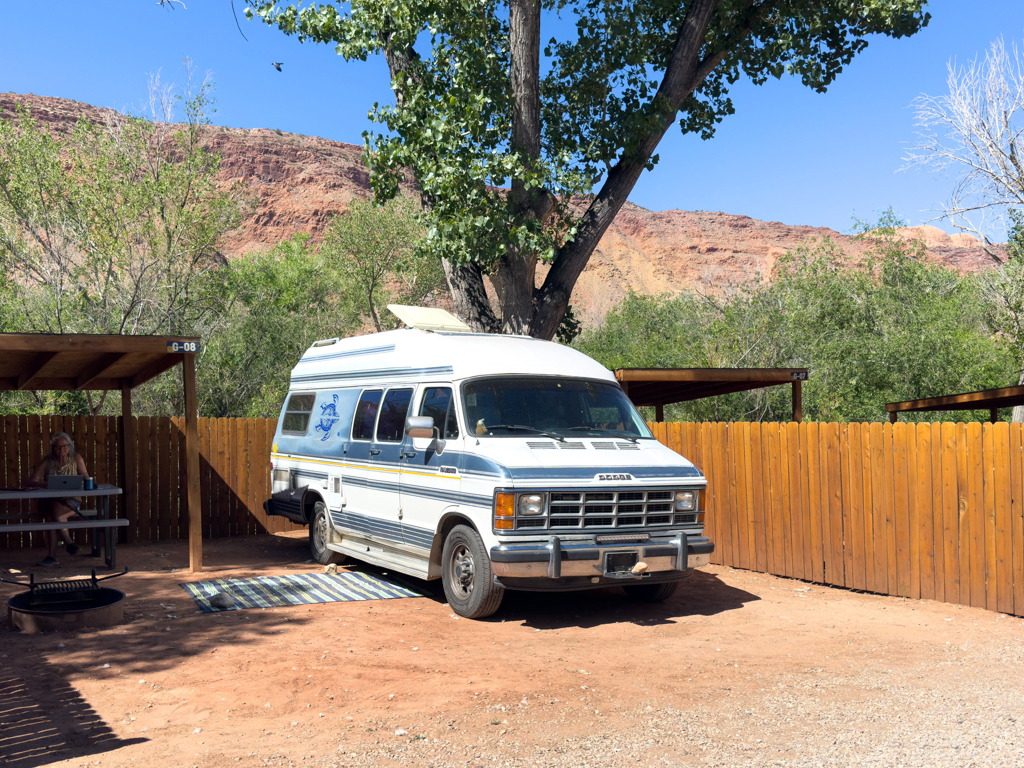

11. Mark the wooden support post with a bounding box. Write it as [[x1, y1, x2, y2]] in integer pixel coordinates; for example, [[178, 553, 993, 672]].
[[120, 381, 137, 543], [889, 411, 898, 424], [990, 408, 999, 424], [792, 380, 803, 423], [655, 403, 665, 423], [183, 354, 202, 572]]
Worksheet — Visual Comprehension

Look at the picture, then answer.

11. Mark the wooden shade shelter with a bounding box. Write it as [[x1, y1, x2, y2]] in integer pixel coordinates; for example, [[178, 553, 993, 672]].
[[0, 333, 204, 571], [886, 384, 1024, 424], [616, 368, 810, 423]]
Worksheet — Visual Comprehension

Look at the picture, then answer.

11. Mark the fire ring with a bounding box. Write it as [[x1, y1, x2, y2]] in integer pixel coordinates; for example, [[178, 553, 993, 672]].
[[3, 568, 129, 634], [6, 588, 127, 634]]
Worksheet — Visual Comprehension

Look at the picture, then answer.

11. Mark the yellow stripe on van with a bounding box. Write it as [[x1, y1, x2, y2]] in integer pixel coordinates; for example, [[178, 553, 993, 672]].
[[270, 453, 458, 479]]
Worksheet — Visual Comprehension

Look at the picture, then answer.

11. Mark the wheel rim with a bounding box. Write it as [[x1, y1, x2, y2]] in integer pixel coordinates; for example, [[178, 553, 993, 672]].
[[449, 543, 475, 599], [314, 511, 328, 553]]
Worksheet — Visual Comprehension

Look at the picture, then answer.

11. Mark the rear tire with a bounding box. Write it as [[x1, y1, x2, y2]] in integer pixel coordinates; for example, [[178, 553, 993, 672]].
[[623, 580, 679, 603], [441, 525, 504, 619], [310, 502, 346, 565]]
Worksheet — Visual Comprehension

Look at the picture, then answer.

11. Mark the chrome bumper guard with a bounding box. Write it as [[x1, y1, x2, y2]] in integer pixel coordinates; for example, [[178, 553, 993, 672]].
[[490, 533, 713, 580]]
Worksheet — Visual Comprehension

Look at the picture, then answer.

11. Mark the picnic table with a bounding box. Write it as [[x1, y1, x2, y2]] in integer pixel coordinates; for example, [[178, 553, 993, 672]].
[[0, 485, 126, 569]]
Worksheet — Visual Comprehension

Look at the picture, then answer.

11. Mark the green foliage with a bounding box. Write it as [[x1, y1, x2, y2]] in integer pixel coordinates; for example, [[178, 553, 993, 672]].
[[0, 90, 244, 338], [191, 196, 438, 418], [978, 209, 1024, 386], [1008, 209, 1024, 263], [578, 213, 1014, 423], [556, 304, 583, 345], [192, 234, 347, 418], [247, 0, 929, 324], [0, 81, 248, 416], [321, 196, 443, 332]]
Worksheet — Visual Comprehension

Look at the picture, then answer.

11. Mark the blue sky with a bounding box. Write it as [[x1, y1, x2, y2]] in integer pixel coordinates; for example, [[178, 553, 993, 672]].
[[3, 1, 1022, 237]]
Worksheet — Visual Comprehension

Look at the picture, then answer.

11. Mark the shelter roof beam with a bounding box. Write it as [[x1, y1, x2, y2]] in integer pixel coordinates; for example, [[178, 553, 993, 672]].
[[75, 353, 128, 390], [18, 352, 58, 390]]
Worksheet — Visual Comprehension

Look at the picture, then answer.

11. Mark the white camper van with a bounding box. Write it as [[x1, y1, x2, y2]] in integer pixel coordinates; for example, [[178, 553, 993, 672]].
[[265, 307, 713, 618]]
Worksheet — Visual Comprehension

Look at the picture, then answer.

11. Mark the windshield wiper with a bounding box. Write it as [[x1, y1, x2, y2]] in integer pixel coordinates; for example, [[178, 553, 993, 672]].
[[482, 424, 566, 442], [569, 426, 639, 443]]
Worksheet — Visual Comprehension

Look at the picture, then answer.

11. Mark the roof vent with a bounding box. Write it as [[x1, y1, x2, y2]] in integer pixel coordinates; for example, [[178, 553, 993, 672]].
[[387, 305, 472, 332], [312, 338, 338, 347]]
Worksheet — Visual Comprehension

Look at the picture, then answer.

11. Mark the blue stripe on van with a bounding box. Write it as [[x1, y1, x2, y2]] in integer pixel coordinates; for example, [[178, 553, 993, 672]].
[[331, 510, 404, 541], [345, 475, 492, 508], [505, 465, 702, 481], [290, 366, 455, 385], [297, 345, 396, 365], [329, 510, 434, 551], [403, 526, 435, 549]]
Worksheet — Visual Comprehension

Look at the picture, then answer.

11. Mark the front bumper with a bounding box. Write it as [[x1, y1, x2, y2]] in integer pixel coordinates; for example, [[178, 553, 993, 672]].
[[490, 532, 713, 580]]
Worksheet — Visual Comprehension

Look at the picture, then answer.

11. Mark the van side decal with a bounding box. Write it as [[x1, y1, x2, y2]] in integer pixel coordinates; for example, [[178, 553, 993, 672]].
[[290, 365, 455, 385], [296, 344, 396, 365], [314, 394, 341, 441]]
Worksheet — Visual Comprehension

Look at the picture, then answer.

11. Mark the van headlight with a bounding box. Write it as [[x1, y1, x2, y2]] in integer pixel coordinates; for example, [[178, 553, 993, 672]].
[[674, 490, 696, 511], [518, 493, 546, 516]]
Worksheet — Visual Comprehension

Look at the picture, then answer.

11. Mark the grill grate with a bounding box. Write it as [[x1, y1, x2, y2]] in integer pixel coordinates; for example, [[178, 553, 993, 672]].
[[517, 489, 697, 530]]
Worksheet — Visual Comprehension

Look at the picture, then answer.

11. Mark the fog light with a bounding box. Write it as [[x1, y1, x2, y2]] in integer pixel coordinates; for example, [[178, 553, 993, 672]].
[[518, 493, 546, 516], [674, 490, 696, 511]]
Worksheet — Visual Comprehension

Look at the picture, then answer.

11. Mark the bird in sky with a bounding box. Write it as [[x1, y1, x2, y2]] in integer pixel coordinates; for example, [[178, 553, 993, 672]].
[[271, 62, 283, 72]]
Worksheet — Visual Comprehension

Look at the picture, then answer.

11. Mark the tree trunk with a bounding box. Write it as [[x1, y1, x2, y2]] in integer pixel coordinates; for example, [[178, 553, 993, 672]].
[[442, 260, 499, 332], [1013, 366, 1024, 422], [531, 0, 726, 340], [382, 0, 747, 338]]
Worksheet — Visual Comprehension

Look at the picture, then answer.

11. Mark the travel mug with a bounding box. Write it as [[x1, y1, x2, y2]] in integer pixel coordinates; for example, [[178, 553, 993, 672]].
[[84, 477, 94, 490]]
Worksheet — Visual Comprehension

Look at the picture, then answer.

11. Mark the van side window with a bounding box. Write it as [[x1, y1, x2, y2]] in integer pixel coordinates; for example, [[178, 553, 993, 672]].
[[352, 390, 383, 441], [376, 389, 413, 443], [282, 392, 316, 434], [420, 387, 460, 439]]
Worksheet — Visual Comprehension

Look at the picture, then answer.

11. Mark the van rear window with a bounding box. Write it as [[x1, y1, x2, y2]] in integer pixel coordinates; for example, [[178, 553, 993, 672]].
[[282, 393, 316, 434]]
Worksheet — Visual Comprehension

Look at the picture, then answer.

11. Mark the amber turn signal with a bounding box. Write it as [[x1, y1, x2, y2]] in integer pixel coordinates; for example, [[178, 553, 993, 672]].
[[696, 511, 706, 524], [495, 492, 515, 517], [495, 519, 514, 529]]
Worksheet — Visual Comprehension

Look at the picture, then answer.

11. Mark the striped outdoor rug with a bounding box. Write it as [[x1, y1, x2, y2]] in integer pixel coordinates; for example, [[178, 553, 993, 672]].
[[180, 571, 426, 613]]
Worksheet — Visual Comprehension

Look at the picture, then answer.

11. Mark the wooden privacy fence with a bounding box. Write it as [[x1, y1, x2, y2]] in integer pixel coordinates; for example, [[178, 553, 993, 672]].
[[4, 414, 1024, 619], [0, 415, 296, 550], [651, 421, 1024, 617]]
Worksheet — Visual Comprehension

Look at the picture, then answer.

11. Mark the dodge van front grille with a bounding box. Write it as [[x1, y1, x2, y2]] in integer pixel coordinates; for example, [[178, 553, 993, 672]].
[[515, 489, 696, 530]]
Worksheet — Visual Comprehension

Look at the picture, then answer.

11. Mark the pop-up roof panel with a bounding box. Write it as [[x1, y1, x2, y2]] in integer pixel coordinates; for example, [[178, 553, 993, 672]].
[[387, 305, 472, 332]]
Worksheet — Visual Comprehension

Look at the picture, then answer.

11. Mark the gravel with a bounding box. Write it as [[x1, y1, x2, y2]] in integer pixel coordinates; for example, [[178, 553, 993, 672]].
[[305, 628, 1024, 768]]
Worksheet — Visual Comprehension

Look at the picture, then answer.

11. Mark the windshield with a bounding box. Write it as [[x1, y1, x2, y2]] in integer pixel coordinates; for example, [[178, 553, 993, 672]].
[[462, 377, 653, 439]]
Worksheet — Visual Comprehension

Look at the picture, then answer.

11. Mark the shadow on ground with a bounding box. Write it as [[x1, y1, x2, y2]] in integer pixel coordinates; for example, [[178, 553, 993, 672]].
[[0, 655, 145, 767], [490, 569, 760, 630]]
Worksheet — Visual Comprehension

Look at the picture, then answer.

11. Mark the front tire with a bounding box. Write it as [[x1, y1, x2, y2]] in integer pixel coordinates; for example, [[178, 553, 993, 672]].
[[309, 502, 346, 565], [623, 580, 679, 603], [441, 525, 503, 619]]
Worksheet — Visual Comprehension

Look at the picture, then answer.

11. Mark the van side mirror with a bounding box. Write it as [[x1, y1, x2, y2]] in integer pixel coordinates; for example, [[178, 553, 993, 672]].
[[406, 415, 434, 439]]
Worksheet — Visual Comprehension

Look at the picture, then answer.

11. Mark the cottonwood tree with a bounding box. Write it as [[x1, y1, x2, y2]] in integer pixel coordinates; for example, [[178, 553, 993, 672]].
[[250, 0, 928, 338]]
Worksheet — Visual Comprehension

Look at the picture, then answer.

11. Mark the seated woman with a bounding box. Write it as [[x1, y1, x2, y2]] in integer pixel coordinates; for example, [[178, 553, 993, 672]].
[[25, 432, 91, 568]]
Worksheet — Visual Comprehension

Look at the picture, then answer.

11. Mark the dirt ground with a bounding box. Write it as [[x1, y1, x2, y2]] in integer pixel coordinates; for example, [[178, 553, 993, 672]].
[[3, 533, 1024, 768]]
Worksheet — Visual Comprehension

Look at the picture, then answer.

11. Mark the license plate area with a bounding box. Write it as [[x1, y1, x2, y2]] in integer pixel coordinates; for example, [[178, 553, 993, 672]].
[[604, 551, 639, 575]]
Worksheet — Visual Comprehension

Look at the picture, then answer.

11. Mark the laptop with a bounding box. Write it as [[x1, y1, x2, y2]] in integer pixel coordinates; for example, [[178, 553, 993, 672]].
[[48, 475, 83, 492]]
